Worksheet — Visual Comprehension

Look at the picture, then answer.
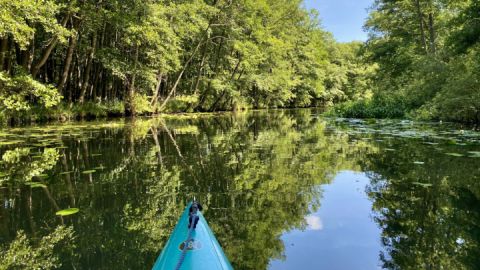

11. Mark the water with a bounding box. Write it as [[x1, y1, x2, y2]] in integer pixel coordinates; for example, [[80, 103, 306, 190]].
[[0, 109, 479, 269]]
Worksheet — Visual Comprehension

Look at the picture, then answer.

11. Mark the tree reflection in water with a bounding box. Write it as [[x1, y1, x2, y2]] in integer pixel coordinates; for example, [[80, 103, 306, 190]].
[[0, 110, 479, 269]]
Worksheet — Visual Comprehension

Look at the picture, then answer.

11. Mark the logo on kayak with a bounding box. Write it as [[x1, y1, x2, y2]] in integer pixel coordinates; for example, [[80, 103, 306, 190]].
[[179, 239, 202, 251]]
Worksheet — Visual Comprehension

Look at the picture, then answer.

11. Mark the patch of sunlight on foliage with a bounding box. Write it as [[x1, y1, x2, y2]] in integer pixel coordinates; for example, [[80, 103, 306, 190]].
[[0, 72, 62, 112], [134, 94, 152, 114], [1, 148, 59, 185], [0, 226, 74, 270], [164, 95, 199, 113], [173, 125, 199, 135]]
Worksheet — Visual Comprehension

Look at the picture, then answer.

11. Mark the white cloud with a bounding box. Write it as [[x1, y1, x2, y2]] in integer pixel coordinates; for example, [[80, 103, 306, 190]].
[[305, 215, 323, 230]]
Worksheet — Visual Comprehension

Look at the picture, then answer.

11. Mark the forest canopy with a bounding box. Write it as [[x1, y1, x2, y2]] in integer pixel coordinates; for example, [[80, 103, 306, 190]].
[[1, 0, 478, 124], [0, 0, 370, 123]]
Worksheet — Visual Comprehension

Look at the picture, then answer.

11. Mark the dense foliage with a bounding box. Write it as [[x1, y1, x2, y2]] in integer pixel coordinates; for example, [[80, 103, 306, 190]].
[[0, 0, 369, 123], [333, 0, 480, 123]]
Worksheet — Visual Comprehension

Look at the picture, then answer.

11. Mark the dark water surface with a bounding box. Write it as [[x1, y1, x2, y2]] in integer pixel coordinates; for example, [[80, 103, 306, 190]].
[[0, 109, 479, 269]]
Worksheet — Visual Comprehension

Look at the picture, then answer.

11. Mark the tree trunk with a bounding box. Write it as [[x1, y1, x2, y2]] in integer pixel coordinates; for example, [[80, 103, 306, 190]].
[[194, 33, 226, 111], [125, 45, 139, 116], [414, 0, 428, 53], [58, 32, 78, 93], [78, 33, 97, 104], [428, 13, 436, 54], [158, 38, 205, 111], [0, 38, 7, 71], [31, 14, 71, 78], [192, 44, 208, 95], [150, 71, 163, 111]]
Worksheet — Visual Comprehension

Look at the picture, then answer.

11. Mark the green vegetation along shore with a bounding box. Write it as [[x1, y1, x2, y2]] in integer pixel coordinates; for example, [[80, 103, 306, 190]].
[[0, 0, 479, 125], [332, 0, 480, 123], [0, 0, 372, 125]]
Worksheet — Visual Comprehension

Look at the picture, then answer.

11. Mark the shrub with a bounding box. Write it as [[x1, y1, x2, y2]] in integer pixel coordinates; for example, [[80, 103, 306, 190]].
[[0, 72, 62, 112], [163, 95, 199, 113], [328, 94, 407, 119]]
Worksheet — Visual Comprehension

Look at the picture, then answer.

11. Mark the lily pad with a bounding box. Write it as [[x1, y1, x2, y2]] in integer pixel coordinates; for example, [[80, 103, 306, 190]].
[[445, 152, 463, 157], [56, 208, 79, 216], [0, 140, 24, 145], [412, 182, 432, 188], [423, 142, 439, 145], [30, 182, 47, 188]]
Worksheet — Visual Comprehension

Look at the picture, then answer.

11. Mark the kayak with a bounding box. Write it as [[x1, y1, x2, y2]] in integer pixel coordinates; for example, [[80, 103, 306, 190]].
[[152, 202, 233, 270]]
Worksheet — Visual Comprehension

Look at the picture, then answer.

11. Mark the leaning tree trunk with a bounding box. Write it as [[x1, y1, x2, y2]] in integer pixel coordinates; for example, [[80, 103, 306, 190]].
[[158, 24, 212, 112], [150, 71, 163, 112], [58, 31, 78, 93], [31, 14, 71, 78]]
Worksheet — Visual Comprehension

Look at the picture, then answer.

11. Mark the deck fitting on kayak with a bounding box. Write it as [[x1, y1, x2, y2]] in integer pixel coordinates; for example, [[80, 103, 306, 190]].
[[152, 202, 233, 270]]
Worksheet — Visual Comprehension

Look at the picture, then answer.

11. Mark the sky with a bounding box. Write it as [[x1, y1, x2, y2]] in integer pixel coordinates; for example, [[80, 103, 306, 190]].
[[304, 0, 373, 42]]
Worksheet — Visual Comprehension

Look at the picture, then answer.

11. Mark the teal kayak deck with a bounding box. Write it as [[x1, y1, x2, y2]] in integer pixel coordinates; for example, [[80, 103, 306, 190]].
[[152, 203, 233, 270]]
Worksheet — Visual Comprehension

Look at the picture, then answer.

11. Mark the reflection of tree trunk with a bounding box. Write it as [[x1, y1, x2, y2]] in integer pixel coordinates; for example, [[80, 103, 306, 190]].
[[128, 122, 138, 189], [82, 141, 93, 183], [159, 120, 198, 182], [151, 127, 164, 168], [128, 123, 136, 158], [194, 133, 206, 172], [62, 150, 76, 206], [26, 188, 37, 237], [42, 187, 64, 224], [160, 120, 184, 159]]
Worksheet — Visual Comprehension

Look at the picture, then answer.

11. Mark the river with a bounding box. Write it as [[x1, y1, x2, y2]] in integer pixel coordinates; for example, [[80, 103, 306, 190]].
[[0, 109, 479, 269]]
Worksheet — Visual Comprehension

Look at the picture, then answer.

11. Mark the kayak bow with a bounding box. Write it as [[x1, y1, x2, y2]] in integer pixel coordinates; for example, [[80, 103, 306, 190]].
[[152, 202, 233, 270]]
